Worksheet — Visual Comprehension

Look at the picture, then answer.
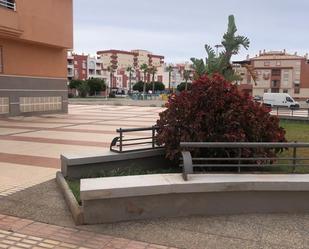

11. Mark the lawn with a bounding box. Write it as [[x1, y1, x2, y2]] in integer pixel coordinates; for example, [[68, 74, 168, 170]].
[[67, 120, 309, 203]]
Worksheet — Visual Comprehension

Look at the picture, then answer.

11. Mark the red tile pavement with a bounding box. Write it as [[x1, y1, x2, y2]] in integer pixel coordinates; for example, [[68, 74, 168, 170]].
[[0, 214, 178, 249], [0, 153, 60, 168], [0, 135, 110, 148]]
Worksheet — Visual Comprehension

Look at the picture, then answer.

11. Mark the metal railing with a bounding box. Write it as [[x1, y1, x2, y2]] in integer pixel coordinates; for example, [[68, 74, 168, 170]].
[[270, 106, 309, 118], [0, 0, 16, 10], [180, 142, 309, 181], [110, 126, 163, 153]]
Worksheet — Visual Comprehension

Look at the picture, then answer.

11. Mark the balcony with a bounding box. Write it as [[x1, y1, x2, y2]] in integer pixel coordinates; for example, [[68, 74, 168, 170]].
[[0, 0, 22, 38], [0, 0, 15, 11]]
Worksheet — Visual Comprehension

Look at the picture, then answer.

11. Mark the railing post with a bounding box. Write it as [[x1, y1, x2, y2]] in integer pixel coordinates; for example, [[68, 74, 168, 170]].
[[276, 106, 279, 116], [152, 126, 155, 148], [307, 108, 309, 119], [181, 151, 193, 181], [293, 141, 297, 173], [291, 108, 294, 117], [119, 128, 123, 152]]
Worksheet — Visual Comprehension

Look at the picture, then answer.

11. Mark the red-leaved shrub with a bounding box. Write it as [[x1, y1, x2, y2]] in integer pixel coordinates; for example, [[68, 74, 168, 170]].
[[156, 74, 286, 161]]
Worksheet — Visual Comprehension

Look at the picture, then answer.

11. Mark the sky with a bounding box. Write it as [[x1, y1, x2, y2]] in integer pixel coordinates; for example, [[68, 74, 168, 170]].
[[73, 0, 309, 63]]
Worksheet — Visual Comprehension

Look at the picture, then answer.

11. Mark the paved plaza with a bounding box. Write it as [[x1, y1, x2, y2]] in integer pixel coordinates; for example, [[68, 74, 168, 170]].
[[1, 105, 309, 249]]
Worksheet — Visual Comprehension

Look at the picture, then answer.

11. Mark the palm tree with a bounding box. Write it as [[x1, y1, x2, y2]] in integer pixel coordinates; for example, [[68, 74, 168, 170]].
[[166, 65, 173, 92], [140, 63, 148, 98], [149, 66, 158, 93], [126, 66, 134, 94], [191, 15, 254, 83], [107, 66, 115, 95], [183, 69, 191, 91]]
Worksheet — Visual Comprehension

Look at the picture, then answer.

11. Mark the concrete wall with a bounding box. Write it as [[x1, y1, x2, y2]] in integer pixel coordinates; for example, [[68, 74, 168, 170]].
[[0, 75, 68, 116], [82, 191, 309, 224], [80, 173, 309, 224]]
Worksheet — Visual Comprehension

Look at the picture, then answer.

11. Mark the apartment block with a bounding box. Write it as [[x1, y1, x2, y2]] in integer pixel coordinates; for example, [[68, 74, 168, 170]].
[[0, 0, 73, 116], [97, 49, 165, 91], [67, 53, 108, 82], [235, 50, 309, 98]]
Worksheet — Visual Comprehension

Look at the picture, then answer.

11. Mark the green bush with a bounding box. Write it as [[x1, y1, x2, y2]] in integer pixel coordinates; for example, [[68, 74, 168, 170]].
[[133, 81, 165, 92], [77, 82, 89, 98], [177, 82, 192, 92], [87, 78, 106, 96], [69, 79, 83, 89]]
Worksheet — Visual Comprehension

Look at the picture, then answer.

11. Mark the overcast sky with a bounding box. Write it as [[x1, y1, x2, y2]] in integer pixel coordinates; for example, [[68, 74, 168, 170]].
[[73, 0, 309, 63]]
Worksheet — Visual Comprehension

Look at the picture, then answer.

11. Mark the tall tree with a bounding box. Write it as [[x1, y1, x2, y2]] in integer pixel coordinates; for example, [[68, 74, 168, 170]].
[[107, 66, 115, 94], [191, 15, 251, 82], [140, 63, 148, 97], [166, 65, 173, 92], [126, 66, 134, 94], [183, 69, 191, 91], [149, 66, 158, 93]]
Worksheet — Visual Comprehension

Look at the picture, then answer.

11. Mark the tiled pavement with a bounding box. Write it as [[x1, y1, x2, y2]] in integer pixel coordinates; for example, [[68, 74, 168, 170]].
[[0, 214, 177, 249], [0, 105, 176, 249], [0, 105, 163, 197], [2, 105, 309, 249]]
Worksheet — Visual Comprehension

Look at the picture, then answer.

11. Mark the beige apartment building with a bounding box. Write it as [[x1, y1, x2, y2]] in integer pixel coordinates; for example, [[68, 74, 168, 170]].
[[97, 49, 165, 90], [235, 50, 309, 98]]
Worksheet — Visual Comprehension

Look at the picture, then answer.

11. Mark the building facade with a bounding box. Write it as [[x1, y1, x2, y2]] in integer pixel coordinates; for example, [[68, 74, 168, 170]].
[[235, 50, 309, 98], [97, 49, 165, 92], [0, 0, 73, 116], [67, 53, 107, 82]]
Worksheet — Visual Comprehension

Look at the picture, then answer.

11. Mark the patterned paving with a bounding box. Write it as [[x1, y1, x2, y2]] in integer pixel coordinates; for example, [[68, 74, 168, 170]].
[[0, 214, 176, 249], [0, 105, 163, 197]]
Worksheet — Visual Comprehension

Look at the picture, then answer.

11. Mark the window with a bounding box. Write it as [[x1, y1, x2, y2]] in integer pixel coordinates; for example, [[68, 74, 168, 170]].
[[276, 61, 281, 66], [0, 46, 3, 73], [264, 89, 268, 93], [74, 61, 78, 65], [283, 89, 288, 93], [294, 88, 300, 94], [286, 97, 293, 102], [272, 69, 281, 76], [264, 61, 270, 66]]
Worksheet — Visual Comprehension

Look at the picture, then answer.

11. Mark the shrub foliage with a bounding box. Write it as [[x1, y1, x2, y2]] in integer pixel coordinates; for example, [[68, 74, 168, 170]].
[[156, 74, 286, 161]]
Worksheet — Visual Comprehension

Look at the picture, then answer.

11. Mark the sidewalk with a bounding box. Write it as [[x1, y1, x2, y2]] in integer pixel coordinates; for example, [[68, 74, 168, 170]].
[[0, 214, 177, 249]]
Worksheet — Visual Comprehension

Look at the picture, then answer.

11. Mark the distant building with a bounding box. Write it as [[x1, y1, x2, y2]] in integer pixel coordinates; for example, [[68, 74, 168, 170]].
[[162, 63, 193, 90], [96, 49, 165, 91], [0, 0, 73, 116], [235, 50, 309, 98], [67, 53, 108, 82]]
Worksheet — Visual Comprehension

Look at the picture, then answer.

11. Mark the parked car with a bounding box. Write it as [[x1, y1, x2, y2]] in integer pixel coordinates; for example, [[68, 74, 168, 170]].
[[263, 93, 299, 108], [253, 95, 262, 101], [306, 99, 309, 104]]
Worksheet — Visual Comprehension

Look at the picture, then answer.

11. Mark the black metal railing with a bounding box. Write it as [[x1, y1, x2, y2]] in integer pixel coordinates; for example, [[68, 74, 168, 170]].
[[180, 142, 309, 181], [110, 126, 163, 153]]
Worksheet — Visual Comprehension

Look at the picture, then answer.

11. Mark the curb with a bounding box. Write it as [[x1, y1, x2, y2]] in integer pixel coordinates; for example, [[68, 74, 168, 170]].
[[56, 171, 84, 225]]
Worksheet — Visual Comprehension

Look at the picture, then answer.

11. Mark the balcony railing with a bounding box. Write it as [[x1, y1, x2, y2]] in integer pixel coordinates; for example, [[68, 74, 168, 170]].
[[0, 0, 16, 11]]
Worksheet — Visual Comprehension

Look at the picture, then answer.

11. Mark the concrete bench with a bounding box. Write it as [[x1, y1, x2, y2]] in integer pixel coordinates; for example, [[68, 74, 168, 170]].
[[80, 173, 309, 224], [61, 148, 172, 179]]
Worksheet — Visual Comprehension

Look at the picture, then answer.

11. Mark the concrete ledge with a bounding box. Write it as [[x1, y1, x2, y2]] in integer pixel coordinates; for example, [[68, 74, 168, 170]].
[[80, 174, 309, 224], [56, 171, 84, 225], [61, 148, 173, 179]]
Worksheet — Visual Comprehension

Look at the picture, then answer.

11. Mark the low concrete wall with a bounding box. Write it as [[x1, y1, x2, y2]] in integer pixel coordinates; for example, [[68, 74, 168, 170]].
[[61, 148, 174, 179], [80, 174, 309, 224]]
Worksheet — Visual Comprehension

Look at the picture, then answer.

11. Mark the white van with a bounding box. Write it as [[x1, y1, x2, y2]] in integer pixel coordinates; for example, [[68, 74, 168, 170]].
[[263, 93, 299, 108]]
